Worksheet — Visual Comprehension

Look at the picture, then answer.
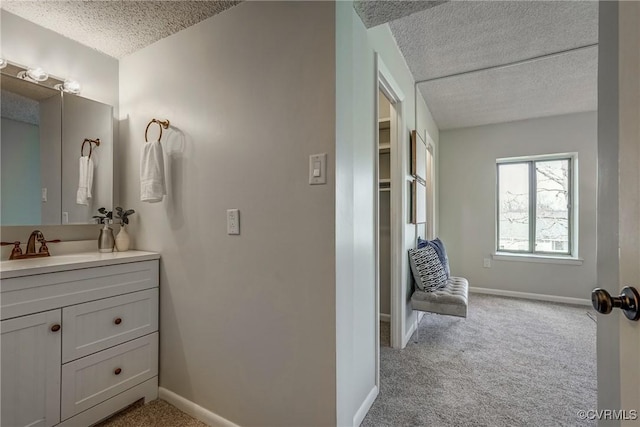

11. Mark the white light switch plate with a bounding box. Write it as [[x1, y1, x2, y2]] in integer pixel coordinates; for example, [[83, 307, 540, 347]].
[[227, 209, 240, 235], [309, 153, 327, 185]]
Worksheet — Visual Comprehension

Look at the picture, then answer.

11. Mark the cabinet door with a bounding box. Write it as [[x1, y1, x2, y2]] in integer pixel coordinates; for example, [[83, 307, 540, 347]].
[[1, 310, 62, 427]]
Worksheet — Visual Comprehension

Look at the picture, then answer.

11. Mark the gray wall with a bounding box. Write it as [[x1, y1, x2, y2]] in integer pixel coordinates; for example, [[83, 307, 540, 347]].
[[439, 112, 597, 300], [119, 2, 336, 425], [0, 10, 118, 242]]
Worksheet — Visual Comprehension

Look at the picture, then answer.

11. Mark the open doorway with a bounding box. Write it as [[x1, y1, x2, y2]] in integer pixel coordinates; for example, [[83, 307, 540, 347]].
[[375, 58, 405, 359], [364, 2, 600, 425], [374, 55, 407, 361], [377, 89, 393, 346]]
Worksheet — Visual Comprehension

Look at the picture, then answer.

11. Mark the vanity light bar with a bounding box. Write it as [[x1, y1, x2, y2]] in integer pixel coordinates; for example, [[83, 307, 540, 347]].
[[1, 58, 81, 94]]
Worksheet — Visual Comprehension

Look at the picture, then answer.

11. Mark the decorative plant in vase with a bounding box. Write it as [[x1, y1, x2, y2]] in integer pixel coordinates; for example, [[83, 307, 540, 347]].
[[114, 207, 135, 252], [93, 207, 113, 224], [93, 208, 115, 253]]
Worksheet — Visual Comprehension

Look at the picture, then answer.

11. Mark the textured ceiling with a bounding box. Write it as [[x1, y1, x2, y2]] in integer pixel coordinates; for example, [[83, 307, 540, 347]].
[[354, 0, 448, 29], [418, 47, 597, 130], [3, 0, 598, 129], [1, 1, 241, 59], [389, 1, 598, 130]]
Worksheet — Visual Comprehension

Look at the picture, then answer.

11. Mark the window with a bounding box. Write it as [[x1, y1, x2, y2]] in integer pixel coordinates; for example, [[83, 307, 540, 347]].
[[497, 155, 575, 256]]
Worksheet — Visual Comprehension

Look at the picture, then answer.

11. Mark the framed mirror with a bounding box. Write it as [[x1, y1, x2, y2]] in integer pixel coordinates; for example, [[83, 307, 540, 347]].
[[1, 73, 113, 225]]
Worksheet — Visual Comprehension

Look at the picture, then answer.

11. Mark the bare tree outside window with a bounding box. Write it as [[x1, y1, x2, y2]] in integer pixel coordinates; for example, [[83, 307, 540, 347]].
[[497, 157, 572, 255], [498, 163, 529, 251]]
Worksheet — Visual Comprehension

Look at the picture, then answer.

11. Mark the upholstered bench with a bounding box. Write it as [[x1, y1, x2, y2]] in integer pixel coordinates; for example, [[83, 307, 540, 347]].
[[411, 276, 468, 341]]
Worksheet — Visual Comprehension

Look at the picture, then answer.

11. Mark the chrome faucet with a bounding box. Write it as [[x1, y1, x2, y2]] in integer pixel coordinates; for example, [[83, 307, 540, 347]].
[[1, 230, 61, 260]]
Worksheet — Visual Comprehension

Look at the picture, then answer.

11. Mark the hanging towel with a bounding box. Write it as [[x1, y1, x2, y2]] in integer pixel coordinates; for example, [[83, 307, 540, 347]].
[[140, 140, 166, 203], [76, 156, 94, 205]]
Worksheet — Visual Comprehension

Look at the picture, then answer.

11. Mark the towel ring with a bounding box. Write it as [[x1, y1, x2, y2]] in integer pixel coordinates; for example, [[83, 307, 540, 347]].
[[80, 138, 100, 159], [145, 119, 170, 143]]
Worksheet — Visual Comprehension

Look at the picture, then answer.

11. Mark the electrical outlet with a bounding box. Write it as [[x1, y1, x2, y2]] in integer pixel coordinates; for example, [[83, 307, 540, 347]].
[[62, 212, 69, 224], [41, 187, 47, 202], [483, 258, 491, 268], [227, 209, 240, 235]]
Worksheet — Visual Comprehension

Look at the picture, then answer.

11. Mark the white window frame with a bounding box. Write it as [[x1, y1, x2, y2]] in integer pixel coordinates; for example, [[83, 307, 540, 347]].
[[495, 153, 579, 260]]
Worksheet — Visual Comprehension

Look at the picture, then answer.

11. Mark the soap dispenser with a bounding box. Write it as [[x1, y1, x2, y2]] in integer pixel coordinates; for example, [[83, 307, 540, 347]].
[[98, 219, 115, 253]]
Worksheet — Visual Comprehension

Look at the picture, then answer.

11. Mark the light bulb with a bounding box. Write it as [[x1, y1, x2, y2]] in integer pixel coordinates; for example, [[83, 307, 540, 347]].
[[26, 66, 48, 82], [63, 79, 81, 94]]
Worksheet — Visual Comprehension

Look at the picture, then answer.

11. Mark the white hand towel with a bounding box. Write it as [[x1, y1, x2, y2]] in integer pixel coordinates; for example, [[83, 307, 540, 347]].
[[76, 156, 94, 205], [140, 140, 166, 203]]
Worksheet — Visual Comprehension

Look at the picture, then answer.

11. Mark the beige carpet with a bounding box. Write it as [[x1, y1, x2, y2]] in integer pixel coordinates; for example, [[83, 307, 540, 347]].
[[380, 320, 391, 347], [96, 399, 207, 427], [365, 294, 597, 427]]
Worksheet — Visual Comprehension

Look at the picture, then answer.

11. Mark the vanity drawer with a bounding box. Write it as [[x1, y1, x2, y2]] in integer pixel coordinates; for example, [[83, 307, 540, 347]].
[[62, 289, 158, 362], [61, 332, 158, 421], [1, 260, 158, 320]]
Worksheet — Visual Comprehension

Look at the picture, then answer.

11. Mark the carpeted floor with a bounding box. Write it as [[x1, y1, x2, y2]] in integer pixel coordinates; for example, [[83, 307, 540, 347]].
[[380, 320, 391, 348], [363, 294, 597, 427], [96, 399, 206, 427]]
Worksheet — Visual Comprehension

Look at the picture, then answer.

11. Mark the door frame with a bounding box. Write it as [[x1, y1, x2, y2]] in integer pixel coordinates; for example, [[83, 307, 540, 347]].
[[375, 54, 406, 351]]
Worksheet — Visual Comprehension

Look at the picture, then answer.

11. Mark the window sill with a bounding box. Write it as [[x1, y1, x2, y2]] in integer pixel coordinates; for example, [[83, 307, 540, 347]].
[[493, 252, 584, 266]]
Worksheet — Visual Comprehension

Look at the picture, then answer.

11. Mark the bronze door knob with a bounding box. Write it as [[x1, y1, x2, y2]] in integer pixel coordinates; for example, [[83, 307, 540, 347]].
[[592, 286, 640, 321]]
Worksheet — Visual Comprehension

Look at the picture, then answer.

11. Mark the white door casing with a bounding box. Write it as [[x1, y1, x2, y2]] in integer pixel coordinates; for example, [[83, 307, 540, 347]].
[[377, 55, 406, 350]]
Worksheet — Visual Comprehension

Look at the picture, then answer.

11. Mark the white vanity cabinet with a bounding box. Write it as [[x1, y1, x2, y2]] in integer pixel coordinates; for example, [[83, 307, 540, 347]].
[[0, 251, 160, 427]]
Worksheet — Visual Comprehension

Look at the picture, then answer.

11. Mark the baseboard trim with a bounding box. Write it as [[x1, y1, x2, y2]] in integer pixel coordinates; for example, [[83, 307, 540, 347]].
[[403, 315, 417, 348], [353, 385, 378, 427], [469, 287, 591, 306], [379, 313, 390, 323], [159, 387, 240, 427]]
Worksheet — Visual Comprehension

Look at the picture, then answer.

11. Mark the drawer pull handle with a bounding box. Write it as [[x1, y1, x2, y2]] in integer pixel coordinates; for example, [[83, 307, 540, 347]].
[[114, 317, 122, 325], [114, 368, 122, 375], [51, 324, 61, 332]]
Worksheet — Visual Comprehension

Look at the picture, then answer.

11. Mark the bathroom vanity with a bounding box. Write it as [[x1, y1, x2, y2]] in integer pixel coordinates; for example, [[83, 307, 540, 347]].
[[0, 251, 160, 427]]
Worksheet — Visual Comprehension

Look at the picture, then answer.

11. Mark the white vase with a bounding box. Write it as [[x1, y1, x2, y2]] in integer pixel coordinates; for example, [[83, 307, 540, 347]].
[[115, 224, 130, 252]]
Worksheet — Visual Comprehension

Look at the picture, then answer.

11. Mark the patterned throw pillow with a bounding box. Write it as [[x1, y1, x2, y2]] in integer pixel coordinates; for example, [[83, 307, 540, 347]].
[[409, 245, 448, 292], [418, 237, 450, 278]]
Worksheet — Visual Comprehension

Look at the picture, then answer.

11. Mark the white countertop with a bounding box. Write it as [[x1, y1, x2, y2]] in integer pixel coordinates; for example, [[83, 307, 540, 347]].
[[0, 250, 160, 279]]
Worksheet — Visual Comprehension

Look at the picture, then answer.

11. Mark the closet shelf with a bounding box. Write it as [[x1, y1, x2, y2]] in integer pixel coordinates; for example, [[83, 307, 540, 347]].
[[379, 143, 390, 154], [379, 178, 391, 184], [379, 118, 391, 130]]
